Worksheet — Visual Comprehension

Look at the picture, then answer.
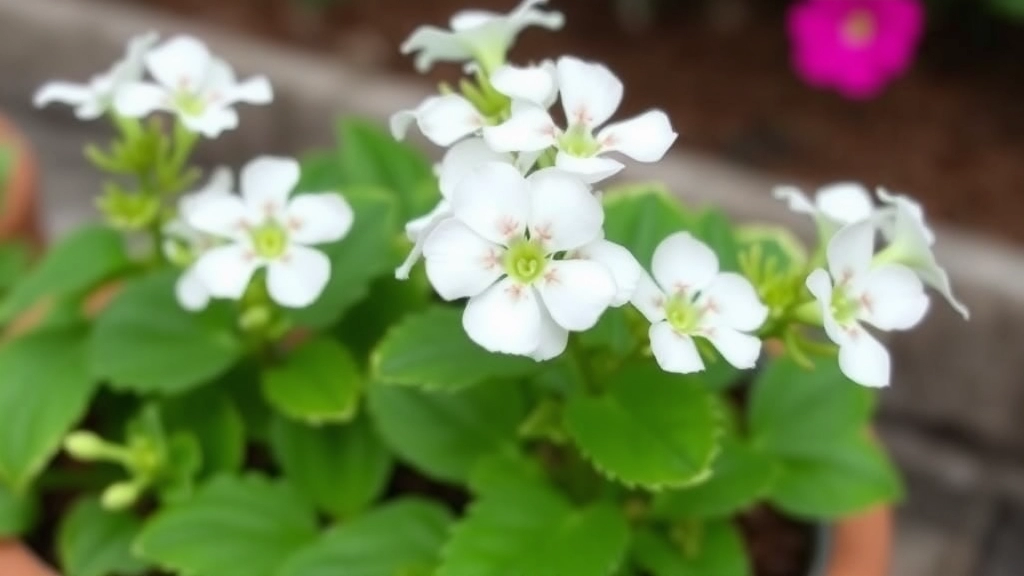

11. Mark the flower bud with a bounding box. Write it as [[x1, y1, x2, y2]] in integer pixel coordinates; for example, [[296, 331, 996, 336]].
[[63, 431, 110, 461], [101, 481, 142, 511]]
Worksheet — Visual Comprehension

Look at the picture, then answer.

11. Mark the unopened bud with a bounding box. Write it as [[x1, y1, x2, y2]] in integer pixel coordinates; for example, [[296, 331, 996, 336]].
[[101, 481, 142, 511], [64, 431, 109, 461]]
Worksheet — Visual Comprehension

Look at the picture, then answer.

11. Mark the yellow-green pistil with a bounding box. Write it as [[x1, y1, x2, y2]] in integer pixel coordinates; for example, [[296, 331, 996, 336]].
[[503, 238, 548, 284], [830, 285, 861, 324], [664, 294, 704, 334], [250, 221, 289, 259], [558, 124, 601, 157], [174, 91, 207, 117]]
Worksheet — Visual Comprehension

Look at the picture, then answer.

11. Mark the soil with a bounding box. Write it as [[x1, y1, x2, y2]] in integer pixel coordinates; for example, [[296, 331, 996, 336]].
[[123, 0, 1024, 244]]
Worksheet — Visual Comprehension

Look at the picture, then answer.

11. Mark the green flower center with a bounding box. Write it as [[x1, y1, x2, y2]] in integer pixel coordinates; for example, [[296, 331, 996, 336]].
[[558, 123, 601, 158], [830, 285, 861, 324], [664, 294, 703, 334], [503, 239, 548, 284], [174, 91, 207, 117], [250, 221, 289, 259]]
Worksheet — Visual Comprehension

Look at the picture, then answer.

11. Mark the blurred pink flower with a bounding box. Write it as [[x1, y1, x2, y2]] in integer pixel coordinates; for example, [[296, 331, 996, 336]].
[[787, 0, 925, 100]]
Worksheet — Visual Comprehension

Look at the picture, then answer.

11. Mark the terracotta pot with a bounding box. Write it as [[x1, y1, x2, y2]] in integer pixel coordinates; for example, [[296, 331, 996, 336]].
[[1, 507, 891, 576], [0, 113, 42, 245]]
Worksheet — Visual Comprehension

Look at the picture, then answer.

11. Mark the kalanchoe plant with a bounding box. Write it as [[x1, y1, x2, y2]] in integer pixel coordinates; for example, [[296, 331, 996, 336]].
[[0, 2, 968, 575]]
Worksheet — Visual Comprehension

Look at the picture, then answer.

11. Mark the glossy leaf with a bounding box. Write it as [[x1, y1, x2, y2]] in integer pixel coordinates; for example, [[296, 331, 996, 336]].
[[57, 498, 147, 576], [261, 337, 362, 424], [631, 522, 750, 576]]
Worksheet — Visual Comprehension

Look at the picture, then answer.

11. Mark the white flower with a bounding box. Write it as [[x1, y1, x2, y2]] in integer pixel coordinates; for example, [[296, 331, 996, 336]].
[[483, 56, 677, 183], [422, 163, 623, 360], [114, 35, 273, 138], [184, 156, 353, 308], [631, 233, 768, 374], [874, 189, 968, 319], [396, 138, 512, 279], [33, 32, 158, 120], [389, 62, 557, 149], [400, 0, 564, 73], [773, 182, 874, 240], [806, 221, 931, 388], [163, 167, 234, 311]]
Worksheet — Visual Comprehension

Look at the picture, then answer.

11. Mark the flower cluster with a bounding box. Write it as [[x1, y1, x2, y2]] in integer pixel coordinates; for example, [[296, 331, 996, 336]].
[[392, 0, 966, 386], [35, 32, 273, 137], [778, 183, 967, 386], [392, 0, 772, 373], [36, 35, 351, 312]]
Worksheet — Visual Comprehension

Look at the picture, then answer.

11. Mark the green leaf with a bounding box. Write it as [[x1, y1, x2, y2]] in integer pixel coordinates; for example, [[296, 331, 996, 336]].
[[373, 305, 541, 390], [693, 208, 740, 272], [602, 186, 692, 267], [631, 522, 750, 576], [653, 438, 778, 520], [0, 241, 31, 293], [0, 483, 36, 536], [564, 362, 720, 489], [991, 0, 1024, 19], [768, 433, 902, 519], [136, 475, 319, 576], [279, 498, 452, 576], [269, 412, 393, 518], [288, 189, 400, 329], [0, 326, 95, 492], [57, 497, 147, 576], [296, 150, 345, 193], [438, 456, 630, 576], [0, 225, 130, 322], [368, 380, 526, 483], [90, 271, 244, 395], [749, 356, 874, 457], [750, 357, 901, 519], [334, 272, 431, 358], [735, 225, 807, 274], [579, 307, 637, 356], [162, 387, 246, 475], [261, 337, 362, 424], [337, 118, 437, 220]]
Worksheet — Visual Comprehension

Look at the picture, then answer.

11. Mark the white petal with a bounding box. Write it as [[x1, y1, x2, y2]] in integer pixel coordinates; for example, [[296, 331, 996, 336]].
[[805, 268, 845, 346], [240, 156, 299, 217], [596, 109, 677, 162], [438, 138, 511, 199], [449, 10, 499, 31], [451, 162, 530, 245], [463, 279, 543, 356], [111, 31, 160, 86], [878, 188, 934, 244], [267, 245, 331, 308], [175, 267, 211, 312], [859, 265, 929, 331], [180, 105, 239, 138], [575, 240, 642, 306], [772, 185, 816, 215], [145, 35, 212, 90], [417, 94, 485, 147], [200, 166, 234, 196], [630, 271, 667, 323], [400, 26, 474, 73], [816, 182, 874, 224], [917, 265, 970, 321], [530, 303, 569, 361], [113, 82, 169, 118], [483, 104, 558, 153], [536, 260, 615, 331], [423, 220, 504, 300], [222, 75, 273, 106], [515, 150, 544, 173], [837, 326, 891, 388], [286, 193, 354, 245], [389, 108, 418, 141], [649, 322, 704, 374], [826, 220, 874, 287], [405, 200, 452, 241], [702, 325, 762, 370], [192, 243, 261, 300], [553, 152, 624, 184], [698, 272, 768, 332], [491, 63, 557, 107], [652, 232, 719, 296], [33, 81, 94, 110], [526, 168, 603, 252], [557, 56, 623, 130], [184, 193, 251, 241]]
